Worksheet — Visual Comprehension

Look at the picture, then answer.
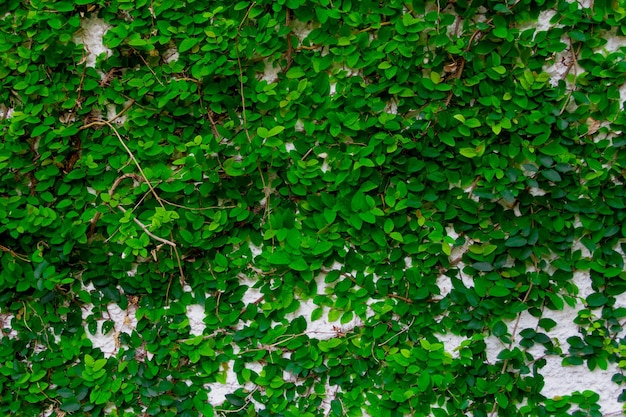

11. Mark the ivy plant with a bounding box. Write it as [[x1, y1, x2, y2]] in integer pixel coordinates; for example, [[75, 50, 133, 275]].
[[1, 0, 626, 416]]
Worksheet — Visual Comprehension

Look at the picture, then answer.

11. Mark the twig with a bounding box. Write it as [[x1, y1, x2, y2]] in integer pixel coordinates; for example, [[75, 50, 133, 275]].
[[559, 40, 583, 115], [378, 317, 415, 346], [300, 148, 314, 161], [207, 110, 221, 139], [136, 52, 164, 86], [81, 100, 135, 130], [239, 332, 306, 354], [0, 245, 30, 262], [81, 115, 186, 292], [284, 10, 293, 72], [466, 176, 482, 200], [296, 44, 323, 51], [235, 2, 256, 143], [387, 293, 414, 304], [355, 21, 391, 34], [80, 117, 163, 211], [116, 205, 176, 247], [88, 173, 141, 238], [215, 387, 258, 414], [444, 28, 483, 107], [96, 173, 177, 247], [488, 281, 534, 417], [234, 3, 273, 227], [178, 329, 226, 343], [341, 271, 423, 304], [160, 198, 236, 211], [323, 386, 341, 417]]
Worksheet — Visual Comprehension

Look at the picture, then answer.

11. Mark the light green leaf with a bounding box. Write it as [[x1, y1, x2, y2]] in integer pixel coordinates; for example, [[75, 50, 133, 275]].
[[257, 127, 269, 138], [267, 126, 284, 137], [291, 258, 308, 271], [179, 37, 199, 52], [286, 67, 305, 79], [465, 118, 481, 128], [459, 148, 477, 158]]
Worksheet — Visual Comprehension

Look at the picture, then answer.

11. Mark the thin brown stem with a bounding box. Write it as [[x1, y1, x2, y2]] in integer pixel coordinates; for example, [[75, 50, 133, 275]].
[[0, 245, 30, 262]]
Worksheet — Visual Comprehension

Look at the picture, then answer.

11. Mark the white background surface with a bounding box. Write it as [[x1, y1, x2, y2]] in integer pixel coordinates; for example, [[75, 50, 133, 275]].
[[8, 5, 623, 416]]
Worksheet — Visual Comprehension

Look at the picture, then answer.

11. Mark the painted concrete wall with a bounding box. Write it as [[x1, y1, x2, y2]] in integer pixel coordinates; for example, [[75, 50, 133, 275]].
[[4, 4, 625, 416], [71, 8, 626, 415]]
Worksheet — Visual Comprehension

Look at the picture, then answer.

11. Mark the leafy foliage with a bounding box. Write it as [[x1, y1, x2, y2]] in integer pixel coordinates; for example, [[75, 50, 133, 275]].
[[1, 0, 626, 416]]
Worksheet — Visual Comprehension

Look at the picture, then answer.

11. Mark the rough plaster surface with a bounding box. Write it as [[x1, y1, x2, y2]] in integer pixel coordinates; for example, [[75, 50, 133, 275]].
[[13, 10, 625, 417], [74, 16, 112, 69]]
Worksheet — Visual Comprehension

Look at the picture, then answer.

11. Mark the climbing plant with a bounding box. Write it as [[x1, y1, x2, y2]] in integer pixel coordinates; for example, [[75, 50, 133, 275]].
[[1, 0, 626, 416]]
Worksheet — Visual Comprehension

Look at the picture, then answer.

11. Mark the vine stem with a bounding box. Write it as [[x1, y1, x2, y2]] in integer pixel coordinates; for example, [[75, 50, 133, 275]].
[[239, 332, 307, 354], [215, 387, 258, 414], [81, 114, 186, 292], [0, 245, 30, 262], [378, 317, 415, 346], [558, 39, 582, 116], [488, 281, 534, 417], [235, 2, 255, 144], [234, 2, 273, 228], [116, 204, 176, 247]]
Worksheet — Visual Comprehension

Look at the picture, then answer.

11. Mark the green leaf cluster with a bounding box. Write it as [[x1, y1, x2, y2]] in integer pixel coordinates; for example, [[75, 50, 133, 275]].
[[1, 0, 626, 416]]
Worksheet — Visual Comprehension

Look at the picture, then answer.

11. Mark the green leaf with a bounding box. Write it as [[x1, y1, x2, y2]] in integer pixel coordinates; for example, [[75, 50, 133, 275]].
[[474, 277, 489, 297], [439, 132, 455, 146], [417, 372, 430, 392], [472, 262, 494, 272], [359, 211, 376, 224], [540, 142, 567, 156], [53, 2, 75, 11], [541, 169, 562, 182], [547, 292, 564, 310], [488, 286, 511, 297], [61, 399, 81, 413], [223, 158, 244, 176], [286, 67, 305, 79], [93, 358, 107, 372], [127, 36, 147, 47], [291, 258, 309, 271], [465, 118, 481, 128], [312, 241, 333, 255], [505, 236, 527, 247], [179, 229, 194, 244], [179, 37, 199, 52], [586, 293, 608, 307], [266, 126, 285, 137], [198, 342, 215, 357], [383, 218, 394, 234], [539, 318, 557, 331], [351, 191, 366, 212], [286, 229, 301, 249], [31, 125, 49, 137], [493, 26, 508, 38], [460, 148, 478, 158], [373, 323, 387, 339], [257, 127, 269, 138], [266, 251, 291, 265], [311, 307, 324, 321]]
